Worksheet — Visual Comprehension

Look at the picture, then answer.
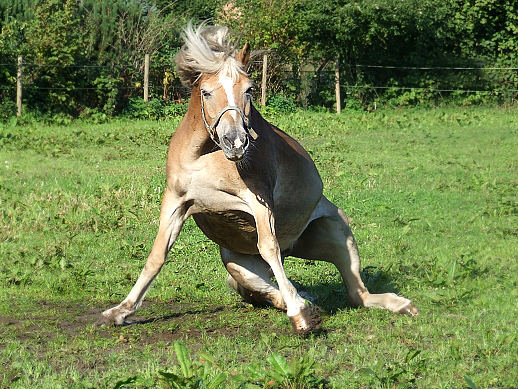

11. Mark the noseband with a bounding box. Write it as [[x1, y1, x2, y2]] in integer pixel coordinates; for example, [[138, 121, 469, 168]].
[[200, 92, 258, 148]]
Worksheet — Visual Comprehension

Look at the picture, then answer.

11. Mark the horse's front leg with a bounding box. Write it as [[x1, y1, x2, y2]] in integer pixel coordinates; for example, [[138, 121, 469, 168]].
[[252, 201, 320, 335], [101, 189, 187, 325]]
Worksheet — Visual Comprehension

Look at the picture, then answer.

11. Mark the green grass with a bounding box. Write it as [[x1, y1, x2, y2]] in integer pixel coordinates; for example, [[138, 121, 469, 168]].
[[1, 107, 517, 388]]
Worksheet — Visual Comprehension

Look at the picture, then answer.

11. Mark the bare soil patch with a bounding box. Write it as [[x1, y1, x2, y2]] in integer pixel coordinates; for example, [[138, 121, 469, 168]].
[[1, 298, 279, 347]]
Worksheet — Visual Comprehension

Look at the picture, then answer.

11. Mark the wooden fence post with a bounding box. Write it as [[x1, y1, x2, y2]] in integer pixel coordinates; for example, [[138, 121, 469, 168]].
[[261, 53, 268, 107], [144, 54, 150, 102], [335, 58, 341, 114], [17, 55, 22, 117]]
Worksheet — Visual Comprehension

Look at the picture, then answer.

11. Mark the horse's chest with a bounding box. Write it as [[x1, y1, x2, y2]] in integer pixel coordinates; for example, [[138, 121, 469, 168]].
[[186, 176, 259, 253], [180, 161, 318, 254]]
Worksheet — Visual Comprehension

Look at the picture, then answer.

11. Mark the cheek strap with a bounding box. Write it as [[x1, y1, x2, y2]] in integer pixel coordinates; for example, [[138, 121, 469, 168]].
[[200, 94, 258, 147]]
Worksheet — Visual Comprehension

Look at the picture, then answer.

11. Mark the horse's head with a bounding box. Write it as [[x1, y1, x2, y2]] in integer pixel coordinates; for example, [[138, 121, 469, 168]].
[[174, 23, 257, 162], [198, 43, 254, 161]]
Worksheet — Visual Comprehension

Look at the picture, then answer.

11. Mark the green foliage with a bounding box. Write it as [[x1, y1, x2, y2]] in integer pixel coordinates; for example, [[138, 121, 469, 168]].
[[21, 0, 86, 114], [123, 97, 188, 120], [0, 0, 517, 118], [163, 100, 189, 117], [245, 353, 329, 389], [453, 0, 518, 61], [360, 349, 427, 388], [111, 342, 328, 388], [157, 342, 227, 389], [92, 72, 121, 116], [266, 94, 297, 113], [290, 0, 518, 109], [0, 99, 16, 121], [0, 0, 185, 117], [0, 0, 36, 23], [220, 0, 304, 58]]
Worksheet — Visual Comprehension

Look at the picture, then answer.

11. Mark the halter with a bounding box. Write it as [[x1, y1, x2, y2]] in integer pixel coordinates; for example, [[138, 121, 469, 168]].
[[200, 91, 258, 147]]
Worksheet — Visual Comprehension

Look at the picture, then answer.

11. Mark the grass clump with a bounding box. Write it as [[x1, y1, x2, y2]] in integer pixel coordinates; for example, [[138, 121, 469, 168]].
[[112, 341, 328, 389]]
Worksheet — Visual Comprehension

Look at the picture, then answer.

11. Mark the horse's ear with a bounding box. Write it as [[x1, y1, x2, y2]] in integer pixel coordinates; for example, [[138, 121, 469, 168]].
[[236, 42, 251, 65]]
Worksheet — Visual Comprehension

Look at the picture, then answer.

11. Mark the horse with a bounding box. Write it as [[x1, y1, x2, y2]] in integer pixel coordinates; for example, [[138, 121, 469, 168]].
[[101, 23, 418, 334]]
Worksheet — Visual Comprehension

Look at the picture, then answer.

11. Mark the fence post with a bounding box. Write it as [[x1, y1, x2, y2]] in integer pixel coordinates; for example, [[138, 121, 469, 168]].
[[261, 53, 267, 107], [144, 54, 150, 102], [335, 58, 341, 114], [17, 55, 22, 117]]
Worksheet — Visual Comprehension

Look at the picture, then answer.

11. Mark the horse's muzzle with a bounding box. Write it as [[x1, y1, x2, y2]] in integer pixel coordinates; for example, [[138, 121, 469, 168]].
[[221, 129, 249, 161]]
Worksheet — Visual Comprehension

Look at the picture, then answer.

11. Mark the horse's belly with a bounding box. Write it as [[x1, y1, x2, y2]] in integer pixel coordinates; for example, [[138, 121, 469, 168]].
[[192, 207, 316, 255], [193, 211, 259, 254]]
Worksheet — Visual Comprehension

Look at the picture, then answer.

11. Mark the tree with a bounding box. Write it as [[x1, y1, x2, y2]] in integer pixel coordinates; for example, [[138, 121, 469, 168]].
[[21, 0, 86, 113]]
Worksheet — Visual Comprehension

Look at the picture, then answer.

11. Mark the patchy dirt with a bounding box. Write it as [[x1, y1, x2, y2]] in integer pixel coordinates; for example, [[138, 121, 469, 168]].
[[0, 298, 284, 348], [0, 316, 18, 326], [0, 297, 294, 382]]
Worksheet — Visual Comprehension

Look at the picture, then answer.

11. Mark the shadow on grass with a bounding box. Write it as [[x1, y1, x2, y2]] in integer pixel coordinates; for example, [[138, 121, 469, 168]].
[[292, 265, 403, 314], [96, 264, 405, 340], [123, 304, 227, 326]]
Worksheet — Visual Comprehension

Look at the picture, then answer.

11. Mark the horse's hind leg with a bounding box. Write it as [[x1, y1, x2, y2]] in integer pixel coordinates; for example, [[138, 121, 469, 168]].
[[220, 247, 286, 311], [290, 196, 418, 315]]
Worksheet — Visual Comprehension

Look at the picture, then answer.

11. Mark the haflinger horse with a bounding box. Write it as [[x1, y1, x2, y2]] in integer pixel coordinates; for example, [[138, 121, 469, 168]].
[[101, 23, 418, 334]]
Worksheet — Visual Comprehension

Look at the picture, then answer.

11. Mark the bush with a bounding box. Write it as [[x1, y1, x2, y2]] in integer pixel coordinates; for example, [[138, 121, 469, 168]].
[[344, 96, 364, 111], [78, 107, 109, 124], [164, 101, 189, 117], [123, 98, 190, 120], [0, 99, 16, 122], [123, 98, 165, 120], [266, 94, 297, 113]]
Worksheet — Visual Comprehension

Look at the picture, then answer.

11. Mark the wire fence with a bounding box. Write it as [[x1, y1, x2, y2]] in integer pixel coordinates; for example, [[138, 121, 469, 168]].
[[1, 56, 517, 118], [3, 62, 517, 90]]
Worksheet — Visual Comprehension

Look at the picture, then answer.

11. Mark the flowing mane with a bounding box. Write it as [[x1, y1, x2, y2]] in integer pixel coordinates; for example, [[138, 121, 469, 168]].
[[174, 22, 246, 87]]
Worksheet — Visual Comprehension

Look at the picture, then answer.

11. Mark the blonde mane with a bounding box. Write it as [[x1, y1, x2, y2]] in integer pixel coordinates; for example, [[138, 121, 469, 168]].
[[174, 22, 246, 87]]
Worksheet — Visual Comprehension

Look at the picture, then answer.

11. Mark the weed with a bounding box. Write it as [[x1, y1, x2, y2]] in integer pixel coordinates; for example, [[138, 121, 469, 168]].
[[157, 342, 227, 389], [360, 349, 427, 388], [254, 353, 329, 389], [112, 342, 328, 389]]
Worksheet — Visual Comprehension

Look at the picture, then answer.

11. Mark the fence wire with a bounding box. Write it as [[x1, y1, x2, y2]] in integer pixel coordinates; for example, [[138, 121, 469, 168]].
[[1, 60, 517, 108], [2, 62, 518, 71]]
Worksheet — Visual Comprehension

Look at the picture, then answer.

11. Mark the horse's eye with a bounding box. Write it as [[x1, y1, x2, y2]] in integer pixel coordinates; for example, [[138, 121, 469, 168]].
[[245, 87, 253, 97], [202, 89, 212, 98]]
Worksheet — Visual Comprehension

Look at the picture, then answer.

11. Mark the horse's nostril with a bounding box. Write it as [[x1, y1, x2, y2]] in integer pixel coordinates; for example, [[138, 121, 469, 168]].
[[222, 134, 233, 148]]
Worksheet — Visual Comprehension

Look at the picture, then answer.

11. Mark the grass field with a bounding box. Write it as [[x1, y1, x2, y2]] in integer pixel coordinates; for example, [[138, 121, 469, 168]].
[[0, 107, 517, 388]]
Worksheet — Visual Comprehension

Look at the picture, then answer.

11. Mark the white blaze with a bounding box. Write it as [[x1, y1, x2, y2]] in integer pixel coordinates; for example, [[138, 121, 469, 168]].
[[219, 74, 237, 121]]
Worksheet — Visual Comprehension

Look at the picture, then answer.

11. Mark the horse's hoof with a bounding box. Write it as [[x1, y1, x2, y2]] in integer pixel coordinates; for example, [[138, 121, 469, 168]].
[[95, 314, 116, 327], [97, 313, 119, 327], [97, 315, 114, 327], [99, 307, 127, 326], [398, 302, 419, 316], [289, 304, 322, 335]]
